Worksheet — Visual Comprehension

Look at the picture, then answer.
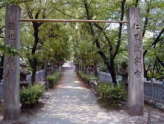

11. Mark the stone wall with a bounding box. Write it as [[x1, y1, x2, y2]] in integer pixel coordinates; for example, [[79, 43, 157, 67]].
[[144, 80, 164, 104], [97, 71, 164, 104], [0, 70, 46, 100], [97, 71, 122, 83], [26, 70, 45, 83]]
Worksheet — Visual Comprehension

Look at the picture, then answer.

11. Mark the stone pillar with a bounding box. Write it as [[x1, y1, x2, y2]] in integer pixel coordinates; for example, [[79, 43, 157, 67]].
[[3, 5, 21, 120], [128, 8, 144, 115]]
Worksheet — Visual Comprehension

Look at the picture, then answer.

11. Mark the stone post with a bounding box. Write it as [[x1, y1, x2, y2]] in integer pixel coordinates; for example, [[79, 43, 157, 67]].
[[128, 8, 144, 115], [3, 5, 21, 120]]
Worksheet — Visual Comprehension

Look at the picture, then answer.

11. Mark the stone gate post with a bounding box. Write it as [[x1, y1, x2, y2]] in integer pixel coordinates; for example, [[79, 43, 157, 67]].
[[128, 8, 144, 115], [3, 5, 21, 120]]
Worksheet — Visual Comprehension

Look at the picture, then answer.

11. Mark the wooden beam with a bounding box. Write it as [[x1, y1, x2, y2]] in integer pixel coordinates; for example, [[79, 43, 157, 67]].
[[20, 19, 128, 24]]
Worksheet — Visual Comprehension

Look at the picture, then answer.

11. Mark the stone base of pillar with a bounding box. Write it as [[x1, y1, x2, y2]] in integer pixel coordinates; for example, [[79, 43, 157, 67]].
[[3, 107, 20, 121], [128, 105, 144, 116]]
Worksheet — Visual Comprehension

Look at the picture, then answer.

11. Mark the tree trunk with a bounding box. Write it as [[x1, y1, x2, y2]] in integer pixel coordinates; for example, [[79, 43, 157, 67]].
[[109, 60, 117, 84], [31, 67, 36, 84], [0, 55, 4, 80], [144, 61, 148, 78], [44, 60, 48, 89], [30, 23, 41, 84], [31, 58, 37, 84]]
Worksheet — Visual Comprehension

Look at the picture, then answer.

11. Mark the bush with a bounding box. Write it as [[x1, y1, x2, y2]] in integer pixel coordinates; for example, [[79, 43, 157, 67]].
[[147, 71, 164, 80], [47, 72, 61, 88], [20, 84, 45, 106], [78, 72, 97, 83], [96, 83, 127, 105]]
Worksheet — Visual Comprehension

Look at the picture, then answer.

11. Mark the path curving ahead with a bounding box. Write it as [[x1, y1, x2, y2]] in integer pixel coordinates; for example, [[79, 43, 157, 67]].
[[24, 64, 164, 124]]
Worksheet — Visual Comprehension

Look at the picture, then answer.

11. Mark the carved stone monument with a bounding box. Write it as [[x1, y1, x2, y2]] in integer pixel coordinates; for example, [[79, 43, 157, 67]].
[[128, 8, 144, 115], [3, 5, 21, 120]]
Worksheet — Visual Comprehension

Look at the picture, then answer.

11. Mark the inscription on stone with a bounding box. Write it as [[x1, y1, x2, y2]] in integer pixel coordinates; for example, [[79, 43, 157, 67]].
[[4, 5, 21, 119], [134, 56, 141, 64], [7, 30, 16, 40], [134, 34, 140, 40], [134, 24, 140, 30], [134, 45, 141, 52], [133, 23, 142, 77], [134, 70, 141, 77], [128, 8, 144, 115], [8, 17, 16, 30]]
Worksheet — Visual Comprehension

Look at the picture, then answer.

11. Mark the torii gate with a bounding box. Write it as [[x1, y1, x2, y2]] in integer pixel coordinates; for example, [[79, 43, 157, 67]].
[[3, 5, 144, 120]]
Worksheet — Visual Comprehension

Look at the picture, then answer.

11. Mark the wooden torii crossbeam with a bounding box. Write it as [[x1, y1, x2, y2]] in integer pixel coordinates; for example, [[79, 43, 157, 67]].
[[20, 19, 128, 23]]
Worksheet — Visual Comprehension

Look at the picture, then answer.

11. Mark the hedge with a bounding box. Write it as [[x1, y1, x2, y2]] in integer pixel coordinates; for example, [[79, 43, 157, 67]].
[[20, 84, 45, 106], [47, 72, 61, 88]]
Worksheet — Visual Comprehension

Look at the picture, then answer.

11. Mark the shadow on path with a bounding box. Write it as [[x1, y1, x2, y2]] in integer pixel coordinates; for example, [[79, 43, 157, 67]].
[[1, 63, 164, 124]]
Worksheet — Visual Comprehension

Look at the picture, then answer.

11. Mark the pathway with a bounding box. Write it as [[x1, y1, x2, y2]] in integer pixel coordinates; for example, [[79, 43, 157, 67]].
[[8, 63, 164, 124], [24, 66, 164, 124]]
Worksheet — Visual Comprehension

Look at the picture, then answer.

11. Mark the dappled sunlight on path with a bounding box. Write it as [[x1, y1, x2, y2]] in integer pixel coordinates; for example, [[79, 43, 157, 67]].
[[23, 65, 164, 124]]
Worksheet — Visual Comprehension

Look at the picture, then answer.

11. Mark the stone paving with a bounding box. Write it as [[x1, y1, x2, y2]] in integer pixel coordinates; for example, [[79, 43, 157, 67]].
[[1, 65, 164, 124], [22, 68, 164, 124]]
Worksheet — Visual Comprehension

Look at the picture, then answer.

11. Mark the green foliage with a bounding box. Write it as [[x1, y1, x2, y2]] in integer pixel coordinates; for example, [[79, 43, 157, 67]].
[[0, 0, 163, 82], [47, 72, 61, 88], [20, 84, 45, 106], [147, 71, 164, 80], [39, 24, 71, 65], [78, 71, 97, 83], [96, 83, 127, 105], [0, 43, 19, 56], [0, 0, 33, 8], [74, 39, 100, 67]]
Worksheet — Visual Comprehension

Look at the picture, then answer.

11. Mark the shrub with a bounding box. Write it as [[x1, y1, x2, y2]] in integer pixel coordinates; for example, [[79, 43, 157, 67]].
[[96, 83, 127, 105], [20, 84, 45, 106], [47, 72, 61, 88], [147, 71, 164, 80], [78, 72, 97, 83]]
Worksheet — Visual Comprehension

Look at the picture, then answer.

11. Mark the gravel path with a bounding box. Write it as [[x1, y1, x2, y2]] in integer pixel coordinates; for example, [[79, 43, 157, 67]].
[[24, 68, 164, 124], [1, 65, 164, 124]]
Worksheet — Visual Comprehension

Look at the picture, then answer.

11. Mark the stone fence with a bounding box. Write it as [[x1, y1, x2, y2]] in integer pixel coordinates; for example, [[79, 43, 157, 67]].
[[144, 80, 164, 104], [97, 71, 164, 104], [0, 83, 3, 100], [97, 71, 122, 83], [0, 66, 62, 100], [26, 70, 45, 83], [0, 70, 46, 100]]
